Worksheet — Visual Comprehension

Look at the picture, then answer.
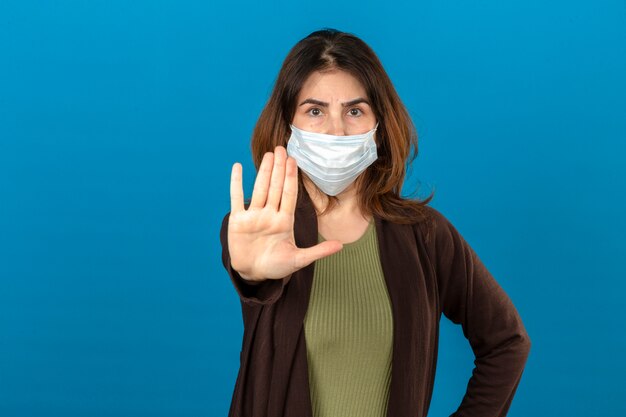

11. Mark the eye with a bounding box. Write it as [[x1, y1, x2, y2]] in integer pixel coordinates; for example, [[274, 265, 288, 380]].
[[348, 108, 363, 117], [307, 107, 323, 117]]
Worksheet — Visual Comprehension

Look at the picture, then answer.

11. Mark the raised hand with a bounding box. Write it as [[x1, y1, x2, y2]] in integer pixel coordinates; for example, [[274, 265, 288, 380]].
[[228, 146, 343, 282]]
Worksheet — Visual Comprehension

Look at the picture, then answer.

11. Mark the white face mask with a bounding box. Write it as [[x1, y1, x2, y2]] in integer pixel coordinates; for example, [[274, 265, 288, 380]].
[[286, 123, 379, 196]]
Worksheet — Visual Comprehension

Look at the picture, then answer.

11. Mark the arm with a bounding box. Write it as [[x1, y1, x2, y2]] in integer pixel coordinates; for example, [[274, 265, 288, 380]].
[[220, 211, 292, 305], [430, 208, 531, 417]]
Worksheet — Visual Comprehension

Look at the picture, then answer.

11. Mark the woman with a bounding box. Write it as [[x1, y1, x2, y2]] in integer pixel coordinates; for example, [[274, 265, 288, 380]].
[[220, 29, 531, 417]]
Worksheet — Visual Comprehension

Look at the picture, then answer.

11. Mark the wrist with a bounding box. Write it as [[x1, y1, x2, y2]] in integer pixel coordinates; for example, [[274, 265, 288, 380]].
[[235, 268, 266, 285]]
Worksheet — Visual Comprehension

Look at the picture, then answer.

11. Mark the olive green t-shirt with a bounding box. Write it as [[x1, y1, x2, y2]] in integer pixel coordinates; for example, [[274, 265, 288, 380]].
[[304, 218, 394, 417]]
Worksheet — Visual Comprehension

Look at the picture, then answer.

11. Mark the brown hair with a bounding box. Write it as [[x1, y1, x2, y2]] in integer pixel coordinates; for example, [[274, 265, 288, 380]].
[[250, 28, 435, 224]]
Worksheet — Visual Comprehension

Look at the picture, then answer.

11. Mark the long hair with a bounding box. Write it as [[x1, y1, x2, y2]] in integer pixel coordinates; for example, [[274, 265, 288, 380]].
[[251, 28, 435, 224]]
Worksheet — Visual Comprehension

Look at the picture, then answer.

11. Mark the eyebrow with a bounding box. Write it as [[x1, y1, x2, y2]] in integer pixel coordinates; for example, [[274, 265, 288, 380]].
[[298, 97, 371, 107]]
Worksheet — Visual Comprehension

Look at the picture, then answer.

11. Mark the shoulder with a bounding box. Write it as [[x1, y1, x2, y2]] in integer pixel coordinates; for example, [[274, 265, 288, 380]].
[[406, 204, 457, 247]]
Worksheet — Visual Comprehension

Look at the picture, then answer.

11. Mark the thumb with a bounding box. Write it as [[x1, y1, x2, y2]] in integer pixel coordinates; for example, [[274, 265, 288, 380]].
[[294, 241, 343, 269]]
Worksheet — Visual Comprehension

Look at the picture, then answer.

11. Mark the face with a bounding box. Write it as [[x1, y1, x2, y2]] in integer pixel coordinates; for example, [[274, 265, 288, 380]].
[[291, 69, 377, 136]]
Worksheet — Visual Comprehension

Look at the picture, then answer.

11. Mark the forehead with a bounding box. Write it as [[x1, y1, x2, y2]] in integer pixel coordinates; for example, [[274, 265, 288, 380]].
[[298, 70, 367, 101]]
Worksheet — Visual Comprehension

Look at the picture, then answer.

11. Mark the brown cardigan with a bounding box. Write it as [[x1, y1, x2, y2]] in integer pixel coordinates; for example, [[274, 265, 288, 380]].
[[219, 189, 531, 417]]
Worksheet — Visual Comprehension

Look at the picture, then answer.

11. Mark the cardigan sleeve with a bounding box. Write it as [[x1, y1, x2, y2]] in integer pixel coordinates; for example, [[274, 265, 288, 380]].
[[220, 211, 292, 305], [428, 207, 531, 417]]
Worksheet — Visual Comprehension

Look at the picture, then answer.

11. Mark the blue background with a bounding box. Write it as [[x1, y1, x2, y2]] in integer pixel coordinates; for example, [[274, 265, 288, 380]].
[[1, 0, 625, 416]]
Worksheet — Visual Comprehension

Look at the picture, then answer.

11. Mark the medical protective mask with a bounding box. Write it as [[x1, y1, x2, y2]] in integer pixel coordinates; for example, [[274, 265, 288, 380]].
[[286, 123, 379, 196]]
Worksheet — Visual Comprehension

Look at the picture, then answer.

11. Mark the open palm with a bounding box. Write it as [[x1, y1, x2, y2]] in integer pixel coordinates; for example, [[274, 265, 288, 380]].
[[228, 146, 343, 282]]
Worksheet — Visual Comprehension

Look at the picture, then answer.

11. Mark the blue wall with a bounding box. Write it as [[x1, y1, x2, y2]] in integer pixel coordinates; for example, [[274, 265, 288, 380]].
[[1, 1, 625, 415]]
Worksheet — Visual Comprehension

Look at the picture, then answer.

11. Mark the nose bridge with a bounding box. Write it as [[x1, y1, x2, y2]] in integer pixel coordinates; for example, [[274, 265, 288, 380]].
[[326, 108, 345, 136]]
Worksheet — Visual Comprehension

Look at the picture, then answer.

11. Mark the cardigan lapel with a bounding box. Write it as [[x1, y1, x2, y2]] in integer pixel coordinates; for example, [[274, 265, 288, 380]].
[[267, 188, 318, 417], [375, 214, 439, 417]]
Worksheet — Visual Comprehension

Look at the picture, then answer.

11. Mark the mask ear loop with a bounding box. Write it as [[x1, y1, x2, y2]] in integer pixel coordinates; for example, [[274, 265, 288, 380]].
[[371, 122, 380, 148]]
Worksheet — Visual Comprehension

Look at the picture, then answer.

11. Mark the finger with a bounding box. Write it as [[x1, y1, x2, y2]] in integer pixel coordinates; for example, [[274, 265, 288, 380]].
[[266, 146, 287, 210], [249, 152, 274, 209], [279, 156, 299, 215], [230, 162, 244, 212], [294, 241, 343, 270]]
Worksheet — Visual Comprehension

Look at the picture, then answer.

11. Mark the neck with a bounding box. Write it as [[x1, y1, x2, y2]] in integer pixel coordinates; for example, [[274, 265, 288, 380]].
[[302, 177, 364, 219]]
